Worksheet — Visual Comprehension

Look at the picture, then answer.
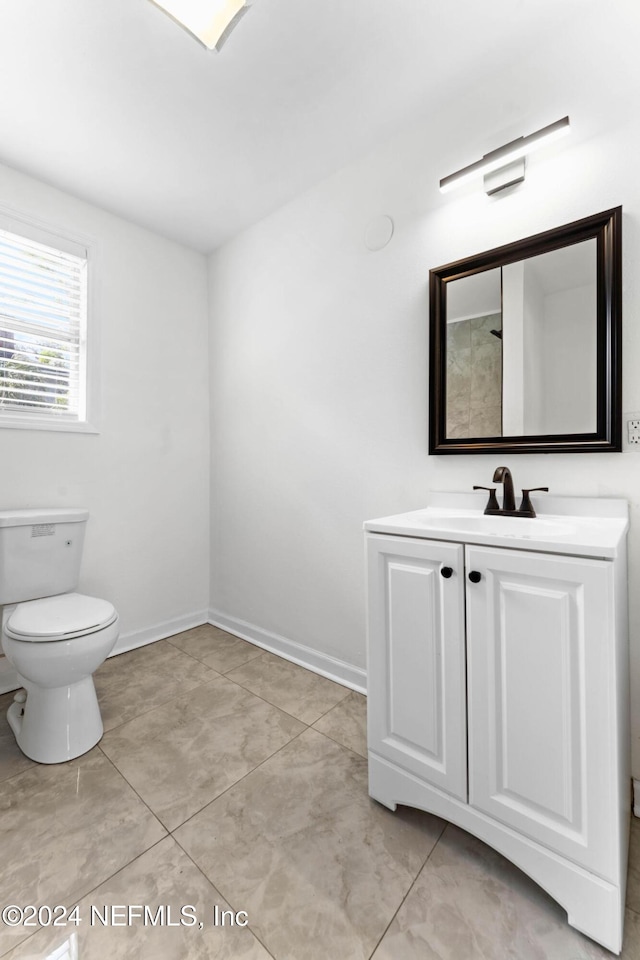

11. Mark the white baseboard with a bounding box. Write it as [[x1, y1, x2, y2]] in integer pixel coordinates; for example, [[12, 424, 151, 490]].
[[208, 607, 367, 695], [0, 606, 367, 697], [111, 609, 209, 657], [0, 609, 210, 695], [633, 779, 640, 818]]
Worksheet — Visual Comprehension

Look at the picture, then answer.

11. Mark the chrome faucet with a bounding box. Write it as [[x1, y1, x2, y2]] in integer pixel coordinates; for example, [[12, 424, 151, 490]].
[[474, 466, 549, 518]]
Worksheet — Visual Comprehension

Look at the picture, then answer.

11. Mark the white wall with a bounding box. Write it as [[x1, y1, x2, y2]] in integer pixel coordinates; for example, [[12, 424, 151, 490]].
[[0, 160, 210, 679], [208, 111, 640, 771]]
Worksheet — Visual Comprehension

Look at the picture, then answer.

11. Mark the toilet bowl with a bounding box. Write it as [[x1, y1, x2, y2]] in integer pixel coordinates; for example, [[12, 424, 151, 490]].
[[0, 508, 119, 764], [2, 593, 119, 764]]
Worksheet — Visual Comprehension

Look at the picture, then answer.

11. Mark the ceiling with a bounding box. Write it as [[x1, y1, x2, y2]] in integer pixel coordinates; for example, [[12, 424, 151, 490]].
[[0, 1, 638, 253]]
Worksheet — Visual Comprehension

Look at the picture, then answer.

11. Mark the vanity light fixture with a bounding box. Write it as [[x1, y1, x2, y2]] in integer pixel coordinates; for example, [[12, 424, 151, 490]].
[[148, 0, 252, 51], [439, 116, 571, 196]]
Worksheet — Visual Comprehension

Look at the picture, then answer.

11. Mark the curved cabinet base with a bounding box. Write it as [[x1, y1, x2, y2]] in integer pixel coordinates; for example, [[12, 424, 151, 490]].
[[369, 753, 626, 955]]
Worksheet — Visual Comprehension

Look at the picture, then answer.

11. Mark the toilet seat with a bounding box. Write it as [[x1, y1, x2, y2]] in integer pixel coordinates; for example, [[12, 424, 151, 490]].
[[5, 593, 117, 642]]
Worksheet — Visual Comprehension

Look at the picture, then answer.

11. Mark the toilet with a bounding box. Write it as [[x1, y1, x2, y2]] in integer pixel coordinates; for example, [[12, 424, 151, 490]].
[[0, 508, 119, 764]]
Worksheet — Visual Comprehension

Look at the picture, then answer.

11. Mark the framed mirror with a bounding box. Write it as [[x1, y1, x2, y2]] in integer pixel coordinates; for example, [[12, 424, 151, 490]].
[[429, 207, 622, 454]]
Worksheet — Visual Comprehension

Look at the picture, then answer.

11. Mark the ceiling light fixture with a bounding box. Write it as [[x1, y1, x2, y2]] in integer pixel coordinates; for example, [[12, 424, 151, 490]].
[[149, 0, 252, 51], [439, 116, 571, 196]]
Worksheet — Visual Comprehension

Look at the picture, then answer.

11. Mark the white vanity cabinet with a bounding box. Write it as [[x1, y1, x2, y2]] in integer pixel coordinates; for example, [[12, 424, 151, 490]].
[[365, 495, 630, 954], [367, 536, 467, 801]]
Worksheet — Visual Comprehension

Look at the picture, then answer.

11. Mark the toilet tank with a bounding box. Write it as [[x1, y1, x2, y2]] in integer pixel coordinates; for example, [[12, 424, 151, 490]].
[[0, 508, 89, 604]]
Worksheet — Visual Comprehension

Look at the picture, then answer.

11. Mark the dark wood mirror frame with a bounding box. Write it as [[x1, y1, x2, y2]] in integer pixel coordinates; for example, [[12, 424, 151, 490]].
[[429, 207, 622, 455]]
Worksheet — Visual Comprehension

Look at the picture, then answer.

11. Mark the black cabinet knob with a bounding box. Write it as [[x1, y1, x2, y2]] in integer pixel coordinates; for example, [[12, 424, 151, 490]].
[[441, 566, 453, 579], [468, 571, 482, 583]]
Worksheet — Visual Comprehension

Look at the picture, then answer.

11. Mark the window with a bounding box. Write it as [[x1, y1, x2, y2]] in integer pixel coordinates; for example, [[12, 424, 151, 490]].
[[0, 212, 94, 432]]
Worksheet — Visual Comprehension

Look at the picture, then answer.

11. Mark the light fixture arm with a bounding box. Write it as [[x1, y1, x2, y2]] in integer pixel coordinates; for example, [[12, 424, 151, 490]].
[[439, 116, 570, 195]]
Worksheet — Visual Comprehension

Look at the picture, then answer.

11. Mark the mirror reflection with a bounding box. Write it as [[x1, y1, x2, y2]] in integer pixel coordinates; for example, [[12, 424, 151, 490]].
[[445, 238, 597, 439], [446, 267, 502, 438]]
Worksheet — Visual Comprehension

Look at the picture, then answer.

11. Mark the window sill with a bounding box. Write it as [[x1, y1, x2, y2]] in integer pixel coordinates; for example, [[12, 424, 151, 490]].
[[0, 415, 99, 435]]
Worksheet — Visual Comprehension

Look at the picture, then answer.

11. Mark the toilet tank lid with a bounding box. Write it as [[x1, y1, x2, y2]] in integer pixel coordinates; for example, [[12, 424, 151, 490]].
[[6, 593, 117, 640], [0, 508, 89, 527]]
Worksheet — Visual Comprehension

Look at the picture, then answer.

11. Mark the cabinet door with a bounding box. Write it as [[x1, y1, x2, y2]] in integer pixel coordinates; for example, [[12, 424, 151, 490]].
[[466, 544, 617, 877], [367, 534, 467, 800]]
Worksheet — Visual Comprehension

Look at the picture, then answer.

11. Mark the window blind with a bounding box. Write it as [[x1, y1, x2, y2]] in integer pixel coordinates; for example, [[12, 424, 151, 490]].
[[0, 225, 87, 420]]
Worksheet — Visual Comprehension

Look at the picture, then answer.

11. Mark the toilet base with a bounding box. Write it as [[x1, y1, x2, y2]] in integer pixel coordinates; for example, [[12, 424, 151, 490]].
[[7, 676, 104, 764]]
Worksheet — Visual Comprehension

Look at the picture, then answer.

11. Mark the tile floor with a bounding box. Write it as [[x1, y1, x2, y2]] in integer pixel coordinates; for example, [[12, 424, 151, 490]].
[[1, 624, 640, 959]]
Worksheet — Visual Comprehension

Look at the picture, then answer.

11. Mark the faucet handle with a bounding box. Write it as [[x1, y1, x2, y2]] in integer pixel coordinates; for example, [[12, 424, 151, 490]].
[[473, 485, 500, 513], [519, 487, 549, 518]]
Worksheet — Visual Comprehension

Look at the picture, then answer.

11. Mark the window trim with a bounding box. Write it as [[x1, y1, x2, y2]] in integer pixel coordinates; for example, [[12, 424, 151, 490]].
[[0, 205, 99, 434]]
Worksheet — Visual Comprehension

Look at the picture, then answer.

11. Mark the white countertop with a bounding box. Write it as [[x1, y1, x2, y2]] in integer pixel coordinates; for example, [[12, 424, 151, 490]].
[[364, 492, 629, 559]]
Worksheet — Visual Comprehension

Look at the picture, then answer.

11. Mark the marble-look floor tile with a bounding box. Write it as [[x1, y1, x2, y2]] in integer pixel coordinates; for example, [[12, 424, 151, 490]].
[[175, 728, 444, 960], [101, 677, 304, 831], [168, 624, 264, 674], [0, 690, 35, 783], [95, 640, 219, 732], [4, 837, 273, 960], [619, 912, 640, 958], [0, 748, 166, 955], [313, 690, 367, 757], [372, 823, 639, 959], [226, 652, 350, 724], [627, 815, 640, 914]]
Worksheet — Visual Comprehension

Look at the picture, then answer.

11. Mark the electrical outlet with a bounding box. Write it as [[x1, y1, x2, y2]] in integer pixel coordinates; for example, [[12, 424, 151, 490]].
[[628, 419, 640, 445], [622, 413, 640, 450]]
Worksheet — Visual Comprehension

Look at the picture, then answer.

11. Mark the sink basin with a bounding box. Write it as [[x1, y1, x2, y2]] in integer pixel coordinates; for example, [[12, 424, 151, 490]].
[[423, 515, 575, 538]]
